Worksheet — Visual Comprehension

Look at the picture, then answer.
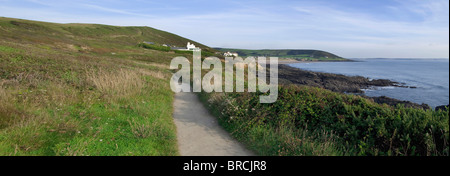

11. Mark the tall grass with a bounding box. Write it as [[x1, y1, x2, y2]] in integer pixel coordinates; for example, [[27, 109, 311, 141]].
[[86, 68, 145, 100]]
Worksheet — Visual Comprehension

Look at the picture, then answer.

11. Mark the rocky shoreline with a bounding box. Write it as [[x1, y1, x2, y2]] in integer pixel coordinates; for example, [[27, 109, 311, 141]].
[[277, 64, 433, 110]]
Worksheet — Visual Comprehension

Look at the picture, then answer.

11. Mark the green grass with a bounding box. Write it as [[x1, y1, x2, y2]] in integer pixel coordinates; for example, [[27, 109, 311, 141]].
[[0, 45, 22, 53], [138, 43, 171, 52], [0, 17, 193, 156]]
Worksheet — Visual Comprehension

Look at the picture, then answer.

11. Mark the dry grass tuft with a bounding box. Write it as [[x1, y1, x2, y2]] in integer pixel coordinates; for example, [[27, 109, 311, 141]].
[[138, 68, 166, 80], [12, 72, 45, 88], [128, 118, 157, 138], [55, 138, 92, 156], [56, 142, 89, 156], [0, 83, 8, 99], [133, 61, 169, 69], [0, 84, 16, 128], [86, 68, 145, 99]]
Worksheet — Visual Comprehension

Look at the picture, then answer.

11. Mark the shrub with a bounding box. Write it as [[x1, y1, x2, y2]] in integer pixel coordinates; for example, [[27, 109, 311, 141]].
[[137, 43, 171, 52], [174, 50, 193, 54], [201, 85, 449, 156]]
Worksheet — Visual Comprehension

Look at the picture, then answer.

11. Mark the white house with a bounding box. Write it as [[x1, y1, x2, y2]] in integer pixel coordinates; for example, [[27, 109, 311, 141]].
[[186, 42, 201, 51], [171, 42, 201, 51], [187, 42, 195, 50], [224, 51, 239, 57]]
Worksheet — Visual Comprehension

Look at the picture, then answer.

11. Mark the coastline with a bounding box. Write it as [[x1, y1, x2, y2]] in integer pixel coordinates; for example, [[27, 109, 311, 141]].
[[277, 63, 432, 109], [276, 58, 355, 65]]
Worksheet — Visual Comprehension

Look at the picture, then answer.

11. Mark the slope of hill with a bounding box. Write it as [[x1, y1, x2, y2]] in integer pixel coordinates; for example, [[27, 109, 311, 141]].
[[215, 48, 349, 61], [0, 17, 215, 53], [0, 17, 209, 155]]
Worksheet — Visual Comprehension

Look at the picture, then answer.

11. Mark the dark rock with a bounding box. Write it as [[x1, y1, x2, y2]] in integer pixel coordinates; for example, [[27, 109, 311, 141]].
[[278, 64, 431, 110], [278, 64, 401, 93], [368, 96, 431, 110], [435, 105, 449, 111], [369, 79, 398, 86]]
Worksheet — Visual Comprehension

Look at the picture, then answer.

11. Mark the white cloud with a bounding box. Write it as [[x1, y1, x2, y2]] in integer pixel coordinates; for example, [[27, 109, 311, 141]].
[[80, 3, 156, 18]]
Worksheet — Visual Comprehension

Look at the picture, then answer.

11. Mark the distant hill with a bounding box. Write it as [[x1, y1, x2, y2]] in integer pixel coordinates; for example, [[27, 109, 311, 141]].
[[214, 48, 349, 61], [0, 17, 215, 53]]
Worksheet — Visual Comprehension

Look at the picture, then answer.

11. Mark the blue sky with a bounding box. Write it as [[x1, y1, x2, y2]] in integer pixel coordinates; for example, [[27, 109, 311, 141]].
[[0, 0, 448, 58]]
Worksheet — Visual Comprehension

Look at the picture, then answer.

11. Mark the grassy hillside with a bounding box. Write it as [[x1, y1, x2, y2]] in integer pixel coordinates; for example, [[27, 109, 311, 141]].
[[215, 48, 349, 61], [0, 17, 205, 155], [0, 17, 215, 53]]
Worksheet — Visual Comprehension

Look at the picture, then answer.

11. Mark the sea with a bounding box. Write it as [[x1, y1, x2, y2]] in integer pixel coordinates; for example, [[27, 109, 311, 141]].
[[289, 58, 449, 108]]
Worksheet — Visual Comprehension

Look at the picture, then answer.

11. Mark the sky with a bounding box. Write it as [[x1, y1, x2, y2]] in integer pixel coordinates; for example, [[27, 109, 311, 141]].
[[0, 0, 448, 58]]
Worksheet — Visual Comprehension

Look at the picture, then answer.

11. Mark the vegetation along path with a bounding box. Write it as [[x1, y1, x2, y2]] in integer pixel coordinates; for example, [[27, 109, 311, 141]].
[[173, 88, 254, 156]]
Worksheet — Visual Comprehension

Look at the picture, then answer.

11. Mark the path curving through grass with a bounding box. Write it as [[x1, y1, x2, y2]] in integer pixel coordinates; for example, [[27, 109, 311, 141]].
[[172, 84, 254, 156]]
